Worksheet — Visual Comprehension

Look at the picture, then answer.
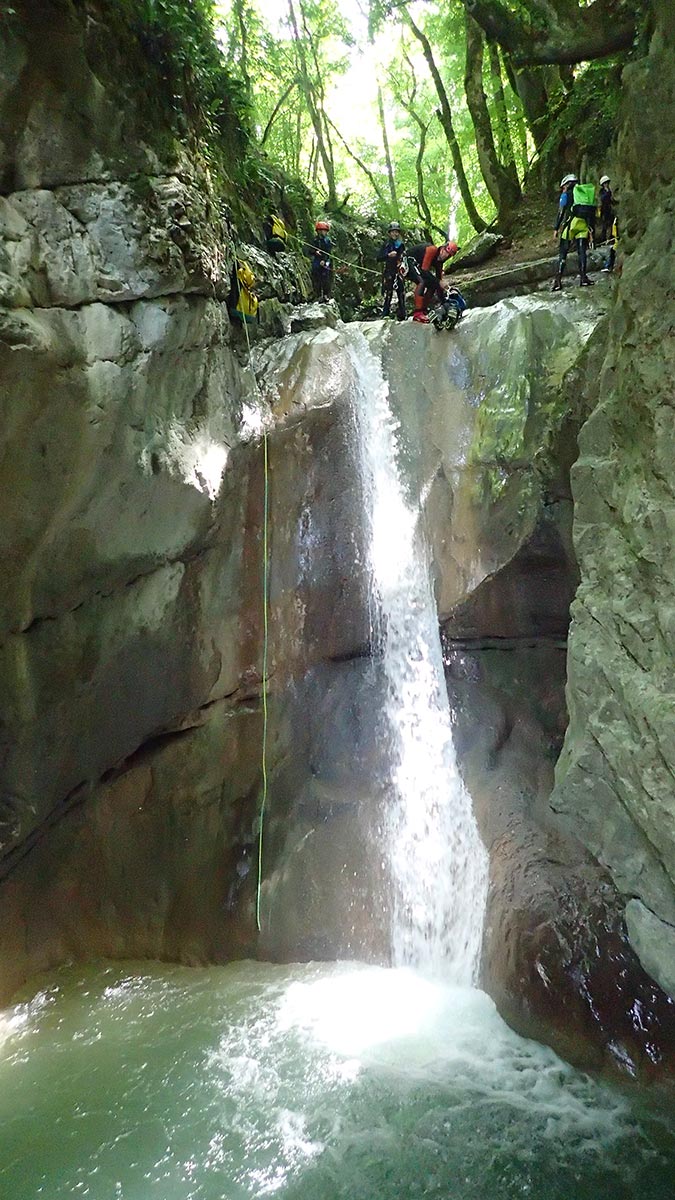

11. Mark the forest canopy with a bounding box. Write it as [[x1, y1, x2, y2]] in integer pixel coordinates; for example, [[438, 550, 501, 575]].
[[131, 0, 642, 239]]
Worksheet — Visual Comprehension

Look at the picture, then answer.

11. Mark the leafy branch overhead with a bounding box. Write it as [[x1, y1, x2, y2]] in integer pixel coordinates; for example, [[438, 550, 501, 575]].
[[459, 0, 638, 66]]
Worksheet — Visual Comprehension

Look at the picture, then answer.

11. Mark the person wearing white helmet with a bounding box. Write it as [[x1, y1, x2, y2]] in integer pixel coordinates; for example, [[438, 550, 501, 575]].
[[376, 220, 407, 320], [598, 174, 616, 243], [551, 172, 595, 291]]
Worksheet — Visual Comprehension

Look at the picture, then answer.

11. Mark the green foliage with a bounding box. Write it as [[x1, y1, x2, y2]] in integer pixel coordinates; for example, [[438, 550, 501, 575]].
[[115, 0, 252, 158], [538, 58, 622, 180]]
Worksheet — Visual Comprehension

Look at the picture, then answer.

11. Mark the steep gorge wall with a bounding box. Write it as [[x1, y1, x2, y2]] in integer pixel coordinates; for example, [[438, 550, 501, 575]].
[[0, 0, 311, 996], [550, 0, 675, 1000]]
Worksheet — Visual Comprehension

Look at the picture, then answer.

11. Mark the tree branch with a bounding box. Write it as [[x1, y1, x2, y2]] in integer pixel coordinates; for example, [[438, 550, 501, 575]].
[[324, 113, 388, 204], [260, 79, 298, 146], [461, 0, 637, 66]]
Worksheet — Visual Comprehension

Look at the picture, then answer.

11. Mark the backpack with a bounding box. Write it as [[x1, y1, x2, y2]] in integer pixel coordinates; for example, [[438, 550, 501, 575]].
[[571, 183, 597, 228], [232, 259, 259, 323], [270, 214, 287, 242]]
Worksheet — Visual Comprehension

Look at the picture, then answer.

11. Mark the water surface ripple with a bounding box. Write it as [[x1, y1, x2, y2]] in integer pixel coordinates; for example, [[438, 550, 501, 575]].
[[1, 960, 673, 1199]]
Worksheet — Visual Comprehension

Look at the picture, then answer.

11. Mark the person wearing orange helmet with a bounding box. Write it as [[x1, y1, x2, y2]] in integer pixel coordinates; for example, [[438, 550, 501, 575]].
[[407, 240, 460, 323], [309, 219, 333, 301]]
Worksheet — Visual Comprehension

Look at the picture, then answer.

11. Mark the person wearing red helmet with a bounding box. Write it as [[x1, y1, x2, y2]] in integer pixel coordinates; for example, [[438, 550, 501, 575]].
[[309, 219, 333, 301], [407, 240, 460, 323]]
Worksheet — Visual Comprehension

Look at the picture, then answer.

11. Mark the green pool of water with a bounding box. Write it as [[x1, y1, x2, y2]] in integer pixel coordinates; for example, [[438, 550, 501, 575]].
[[0, 960, 673, 1199]]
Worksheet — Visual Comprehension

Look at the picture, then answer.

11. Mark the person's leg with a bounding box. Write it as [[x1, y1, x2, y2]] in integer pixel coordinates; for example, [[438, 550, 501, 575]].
[[551, 237, 569, 290], [382, 275, 394, 317], [412, 279, 428, 321], [577, 237, 593, 285]]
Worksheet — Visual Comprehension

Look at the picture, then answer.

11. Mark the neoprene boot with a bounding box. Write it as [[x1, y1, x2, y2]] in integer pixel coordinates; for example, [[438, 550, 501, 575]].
[[412, 293, 429, 322], [550, 273, 563, 292], [580, 274, 594, 286]]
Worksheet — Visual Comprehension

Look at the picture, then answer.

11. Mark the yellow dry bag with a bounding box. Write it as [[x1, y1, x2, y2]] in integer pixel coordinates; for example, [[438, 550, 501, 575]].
[[233, 259, 259, 323]]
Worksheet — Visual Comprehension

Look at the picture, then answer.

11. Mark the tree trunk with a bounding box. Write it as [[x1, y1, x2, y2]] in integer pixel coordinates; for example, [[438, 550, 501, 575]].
[[413, 121, 436, 239], [325, 114, 388, 205], [464, 12, 521, 226], [401, 8, 488, 233], [377, 80, 398, 211], [232, 0, 251, 97], [503, 57, 554, 152], [261, 80, 297, 147], [287, 0, 337, 206], [487, 44, 517, 171]]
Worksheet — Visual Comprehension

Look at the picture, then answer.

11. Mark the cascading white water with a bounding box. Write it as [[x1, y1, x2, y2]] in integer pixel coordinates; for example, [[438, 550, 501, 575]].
[[346, 327, 489, 983]]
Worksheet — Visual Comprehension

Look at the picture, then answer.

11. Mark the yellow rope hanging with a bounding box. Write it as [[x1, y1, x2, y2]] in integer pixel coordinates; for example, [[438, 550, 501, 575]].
[[238, 293, 270, 934], [256, 427, 269, 932]]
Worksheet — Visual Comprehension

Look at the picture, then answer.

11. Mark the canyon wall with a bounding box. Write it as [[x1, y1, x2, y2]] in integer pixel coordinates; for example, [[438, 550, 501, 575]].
[[550, 0, 675, 1002]]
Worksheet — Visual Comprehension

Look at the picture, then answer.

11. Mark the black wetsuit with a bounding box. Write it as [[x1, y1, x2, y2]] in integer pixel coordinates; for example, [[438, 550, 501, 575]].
[[376, 237, 406, 320], [309, 234, 332, 300], [408, 243, 446, 311], [599, 184, 616, 243]]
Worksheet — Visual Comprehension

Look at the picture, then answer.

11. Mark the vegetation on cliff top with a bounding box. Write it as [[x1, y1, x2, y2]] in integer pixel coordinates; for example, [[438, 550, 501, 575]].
[[67, 0, 647, 257]]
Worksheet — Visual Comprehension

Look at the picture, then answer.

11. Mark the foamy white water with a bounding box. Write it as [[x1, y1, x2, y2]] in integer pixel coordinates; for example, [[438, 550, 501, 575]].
[[2, 960, 670, 1200], [346, 328, 489, 981]]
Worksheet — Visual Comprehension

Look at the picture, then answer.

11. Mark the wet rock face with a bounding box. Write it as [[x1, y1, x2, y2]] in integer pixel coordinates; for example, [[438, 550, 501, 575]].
[[0, 0, 309, 991], [445, 645, 675, 1078], [375, 292, 604, 630], [239, 301, 610, 979], [550, 0, 675, 999]]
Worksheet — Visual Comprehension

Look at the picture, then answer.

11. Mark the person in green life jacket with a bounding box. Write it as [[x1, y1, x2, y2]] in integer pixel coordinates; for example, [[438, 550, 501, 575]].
[[551, 173, 595, 290], [263, 212, 288, 255], [376, 220, 407, 320]]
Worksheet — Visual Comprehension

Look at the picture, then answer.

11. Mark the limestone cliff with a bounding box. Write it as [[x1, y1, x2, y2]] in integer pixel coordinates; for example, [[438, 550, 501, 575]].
[[550, 0, 675, 1000], [0, 0, 307, 996]]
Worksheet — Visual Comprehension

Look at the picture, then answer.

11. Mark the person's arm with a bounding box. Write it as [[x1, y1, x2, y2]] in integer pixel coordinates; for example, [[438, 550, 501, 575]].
[[554, 191, 569, 233], [376, 242, 391, 262]]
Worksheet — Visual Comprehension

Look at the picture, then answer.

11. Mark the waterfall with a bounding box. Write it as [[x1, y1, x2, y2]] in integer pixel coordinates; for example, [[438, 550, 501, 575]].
[[346, 327, 489, 984]]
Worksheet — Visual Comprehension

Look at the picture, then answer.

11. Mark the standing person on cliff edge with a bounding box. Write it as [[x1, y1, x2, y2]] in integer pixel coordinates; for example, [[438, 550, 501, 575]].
[[376, 220, 407, 321], [308, 219, 333, 301], [598, 175, 617, 245], [551, 174, 595, 290]]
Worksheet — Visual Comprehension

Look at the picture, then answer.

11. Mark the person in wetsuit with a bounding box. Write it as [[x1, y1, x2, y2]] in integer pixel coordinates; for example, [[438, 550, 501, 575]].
[[407, 240, 460, 322], [551, 173, 594, 290], [598, 175, 617, 244], [376, 220, 407, 321], [309, 220, 333, 301]]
